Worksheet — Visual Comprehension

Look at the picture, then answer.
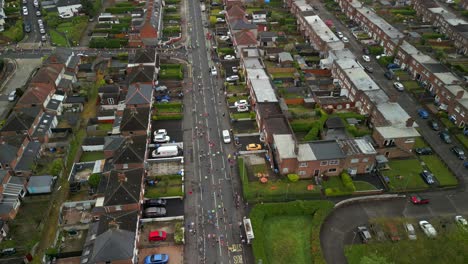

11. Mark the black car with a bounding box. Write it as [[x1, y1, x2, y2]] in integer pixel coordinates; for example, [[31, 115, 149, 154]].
[[439, 131, 451, 143], [421, 170, 436, 185], [145, 199, 167, 207], [451, 146, 466, 160], [428, 119, 440, 131], [364, 65, 374, 73], [414, 147, 432, 155]]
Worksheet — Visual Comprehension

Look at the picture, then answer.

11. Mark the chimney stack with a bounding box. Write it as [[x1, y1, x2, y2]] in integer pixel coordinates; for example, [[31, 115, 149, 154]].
[[406, 117, 414, 127], [456, 90, 464, 99], [118, 172, 127, 183]]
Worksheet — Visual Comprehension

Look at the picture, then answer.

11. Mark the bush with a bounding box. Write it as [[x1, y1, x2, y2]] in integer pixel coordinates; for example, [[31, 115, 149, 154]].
[[155, 102, 182, 109], [105, 7, 136, 14], [303, 123, 320, 141], [152, 114, 183, 120], [290, 119, 314, 132], [368, 45, 384, 56], [250, 201, 334, 264], [49, 158, 63, 176], [377, 56, 394, 66], [340, 172, 356, 192], [88, 173, 101, 188], [287, 174, 300, 182], [390, 9, 416, 16], [174, 222, 184, 244], [89, 38, 128, 48]]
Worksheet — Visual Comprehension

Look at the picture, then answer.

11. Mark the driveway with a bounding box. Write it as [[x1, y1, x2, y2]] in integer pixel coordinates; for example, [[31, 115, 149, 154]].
[[138, 245, 183, 264], [152, 120, 183, 142]]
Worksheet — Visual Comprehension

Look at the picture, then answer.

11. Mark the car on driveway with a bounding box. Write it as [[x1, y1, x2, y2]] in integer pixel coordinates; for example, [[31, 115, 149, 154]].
[[234, 100, 248, 107], [393, 82, 404, 92], [155, 85, 167, 92], [342, 37, 349, 43], [246, 143, 262, 151], [144, 254, 169, 264], [439, 130, 452, 143], [451, 146, 465, 160], [145, 199, 167, 207], [236, 104, 249, 112], [419, 220, 437, 238], [22, 6, 28, 16], [149, 230, 167, 241], [362, 55, 371, 62], [357, 226, 372, 243], [226, 75, 239, 82], [224, 55, 235, 60], [404, 223, 417, 240], [144, 207, 167, 218], [410, 194, 429, 205], [420, 170, 436, 185], [418, 108, 429, 119], [428, 119, 440, 131], [337, 31, 343, 38], [364, 65, 374, 73], [154, 133, 170, 143], [414, 147, 432, 155], [219, 35, 230, 41]]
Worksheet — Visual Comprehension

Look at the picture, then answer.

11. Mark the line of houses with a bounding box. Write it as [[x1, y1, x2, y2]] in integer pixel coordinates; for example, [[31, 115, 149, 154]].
[[336, 0, 468, 130]]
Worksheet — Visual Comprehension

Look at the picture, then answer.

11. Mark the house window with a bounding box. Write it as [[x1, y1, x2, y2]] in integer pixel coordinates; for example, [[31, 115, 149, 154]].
[[329, 160, 339, 165], [299, 171, 306, 176], [405, 138, 415, 143], [299, 162, 308, 168], [328, 168, 337, 173], [351, 158, 359, 164], [362, 158, 369, 163], [282, 168, 289, 174], [320, 161, 328, 166]]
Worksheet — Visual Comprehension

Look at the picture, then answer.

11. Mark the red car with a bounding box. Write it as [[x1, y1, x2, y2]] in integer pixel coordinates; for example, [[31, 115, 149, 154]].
[[411, 195, 429, 205], [149, 230, 167, 241]]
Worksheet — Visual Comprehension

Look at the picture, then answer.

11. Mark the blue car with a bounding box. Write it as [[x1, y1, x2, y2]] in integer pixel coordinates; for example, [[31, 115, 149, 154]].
[[418, 109, 429, 119], [464, 162, 468, 169], [144, 254, 169, 264]]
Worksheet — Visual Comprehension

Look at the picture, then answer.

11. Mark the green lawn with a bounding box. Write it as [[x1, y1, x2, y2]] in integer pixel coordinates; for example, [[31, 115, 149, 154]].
[[382, 159, 428, 191], [145, 175, 183, 198], [231, 112, 253, 120], [414, 137, 428, 148], [97, 123, 113, 131], [354, 181, 378, 190], [401, 80, 421, 91], [271, 72, 296, 79], [226, 84, 248, 94], [346, 227, 468, 264], [288, 105, 316, 115], [159, 64, 183, 80], [455, 133, 468, 150], [264, 216, 313, 264], [227, 95, 249, 104], [80, 151, 105, 162], [420, 155, 458, 186], [50, 30, 68, 47]]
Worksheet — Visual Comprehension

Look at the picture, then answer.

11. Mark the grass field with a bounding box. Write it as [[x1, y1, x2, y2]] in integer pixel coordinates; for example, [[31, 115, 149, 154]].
[[50, 30, 68, 46], [382, 159, 428, 191], [420, 155, 458, 186], [79, 151, 105, 162], [354, 181, 378, 190], [263, 216, 313, 264], [145, 175, 183, 198]]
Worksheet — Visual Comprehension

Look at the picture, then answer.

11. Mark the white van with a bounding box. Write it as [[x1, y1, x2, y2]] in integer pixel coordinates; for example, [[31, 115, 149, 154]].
[[151, 145, 179, 158], [222, 130, 231, 143]]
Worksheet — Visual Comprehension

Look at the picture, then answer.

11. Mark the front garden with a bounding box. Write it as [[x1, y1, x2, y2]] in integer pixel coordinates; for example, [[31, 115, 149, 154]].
[[145, 174, 184, 198]]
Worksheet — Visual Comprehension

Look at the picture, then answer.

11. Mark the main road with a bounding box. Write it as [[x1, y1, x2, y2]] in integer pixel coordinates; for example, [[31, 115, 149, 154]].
[[182, 1, 253, 264]]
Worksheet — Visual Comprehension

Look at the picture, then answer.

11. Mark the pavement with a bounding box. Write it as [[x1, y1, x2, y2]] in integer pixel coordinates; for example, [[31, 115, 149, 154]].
[[182, 0, 253, 263]]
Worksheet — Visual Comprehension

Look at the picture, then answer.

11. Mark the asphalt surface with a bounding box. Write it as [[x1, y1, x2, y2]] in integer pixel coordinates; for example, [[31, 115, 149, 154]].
[[182, 1, 253, 264], [21, 0, 43, 44]]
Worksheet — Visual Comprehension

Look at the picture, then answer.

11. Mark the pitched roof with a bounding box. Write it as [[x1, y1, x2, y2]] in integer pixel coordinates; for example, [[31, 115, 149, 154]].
[[140, 22, 158, 39], [98, 84, 120, 94], [230, 19, 257, 30], [0, 107, 41, 132], [31, 64, 64, 85], [98, 168, 144, 206], [56, 0, 81, 7], [103, 136, 125, 151], [127, 66, 154, 84], [278, 52, 294, 62], [17, 86, 54, 106], [0, 143, 18, 165], [113, 136, 147, 165], [120, 107, 150, 132], [89, 229, 135, 263], [125, 83, 153, 105], [132, 49, 156, 64], [14, 141, 41, 171], [234, 29, 257, 46], [227, 4, 246, 19]]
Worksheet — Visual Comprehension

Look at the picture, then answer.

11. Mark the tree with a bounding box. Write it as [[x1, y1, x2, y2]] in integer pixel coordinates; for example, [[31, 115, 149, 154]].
[[88, 173, 101, 188], [49, 158, 63, 176], [287, 174, 300, 182]]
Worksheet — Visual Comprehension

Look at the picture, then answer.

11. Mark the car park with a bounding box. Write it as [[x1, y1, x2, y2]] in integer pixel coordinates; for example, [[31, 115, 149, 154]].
[[420, 170, 436, 185], [417, 109, 429, 119], [226, 75, 239, 82], [234, 100, 247, 107], [414, 147, 432, 155], [419, 220, 437, 238], [393, 82, 404, 92], [439, 130, 452, 143], [144, 207, 167, 218], [451, 146, 465, 160], [149, 230, 167, 241], [8, 90, 17, 102], [404, 223, 417, 240], [362, 55, 371, 62], [428, 119, 440, 131], [22, 6, 28, 16], [246, 143, 262, 151], [236, 104, 249, 112], [411, 194, 429, 205], [342, 37, 349, 43], [144, 254, 169, 264], [357, 226, 371, 243], [145, 199, 167, 207], [224, 55, 235, 60]]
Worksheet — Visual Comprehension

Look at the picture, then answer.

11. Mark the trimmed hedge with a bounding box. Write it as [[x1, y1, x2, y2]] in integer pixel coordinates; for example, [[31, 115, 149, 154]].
[[89, 38, 128, 48], [105, 7, 137, 14], [155, 102, 182, 109], [250, 200, 334, 264], [152, 114, 183, 120]]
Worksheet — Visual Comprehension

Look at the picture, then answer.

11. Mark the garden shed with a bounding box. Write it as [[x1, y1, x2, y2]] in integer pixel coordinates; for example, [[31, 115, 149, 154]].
[[27, 175, 55, 194]]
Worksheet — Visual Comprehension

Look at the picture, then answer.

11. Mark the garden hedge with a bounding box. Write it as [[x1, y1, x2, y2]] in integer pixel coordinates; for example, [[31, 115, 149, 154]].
[[250, 200, 334, 264]]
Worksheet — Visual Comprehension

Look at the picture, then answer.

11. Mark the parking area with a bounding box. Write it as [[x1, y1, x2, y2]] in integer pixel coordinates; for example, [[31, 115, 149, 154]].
[[140, 221, 179, 247], [236, 135, 262, 149], [220, 60, 240, 77], [142, 199, 184, 219], [138, 245, 183, 264], [152, 120, 183, 142], [231, 120, 258, 134]]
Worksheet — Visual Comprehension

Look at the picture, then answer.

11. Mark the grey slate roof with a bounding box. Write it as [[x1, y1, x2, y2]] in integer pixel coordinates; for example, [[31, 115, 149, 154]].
[[128, 66, 154, 84], [15, 141, 42, 171], [278, 52, 294, 62], [32, 113, 56, 137], [89, 229, 135, 263], [125, 83, 153, 105], [83, 136, 105, 146], [309, 140, 345, 160], [28, 175, 53, 188], [132, 49, 155, 64], [98, 168, 143, 206], [120, 107, 150, 132], [113, 136, 147, 165], [65, 96, 86, 104], [0, 144, 18, 165], [56, 0, 81, 7], [230, 19, 257, 30], [103, 136, 125, 151], [0, 107, 41, 132]]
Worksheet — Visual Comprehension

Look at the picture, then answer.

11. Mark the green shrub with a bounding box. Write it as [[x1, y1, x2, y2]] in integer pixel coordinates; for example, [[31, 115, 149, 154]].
[[155, 102, 182, 109], [340, 172, 356, 192], [89, 38, 128, 48], [377, 56, 394, 66], [152, 114, 183, 120], [88, 173, 101, 188], [303, 123, 320, 141], [290, 120, 313, 132], [49, 158, 63, 176], [287, 174, 300, 182], [390, 9, 416, 16], [324, 187, 352, 196], [174, 222, 184, 244], [105, 6, 136, 14], [367, 46, 384, 55]]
